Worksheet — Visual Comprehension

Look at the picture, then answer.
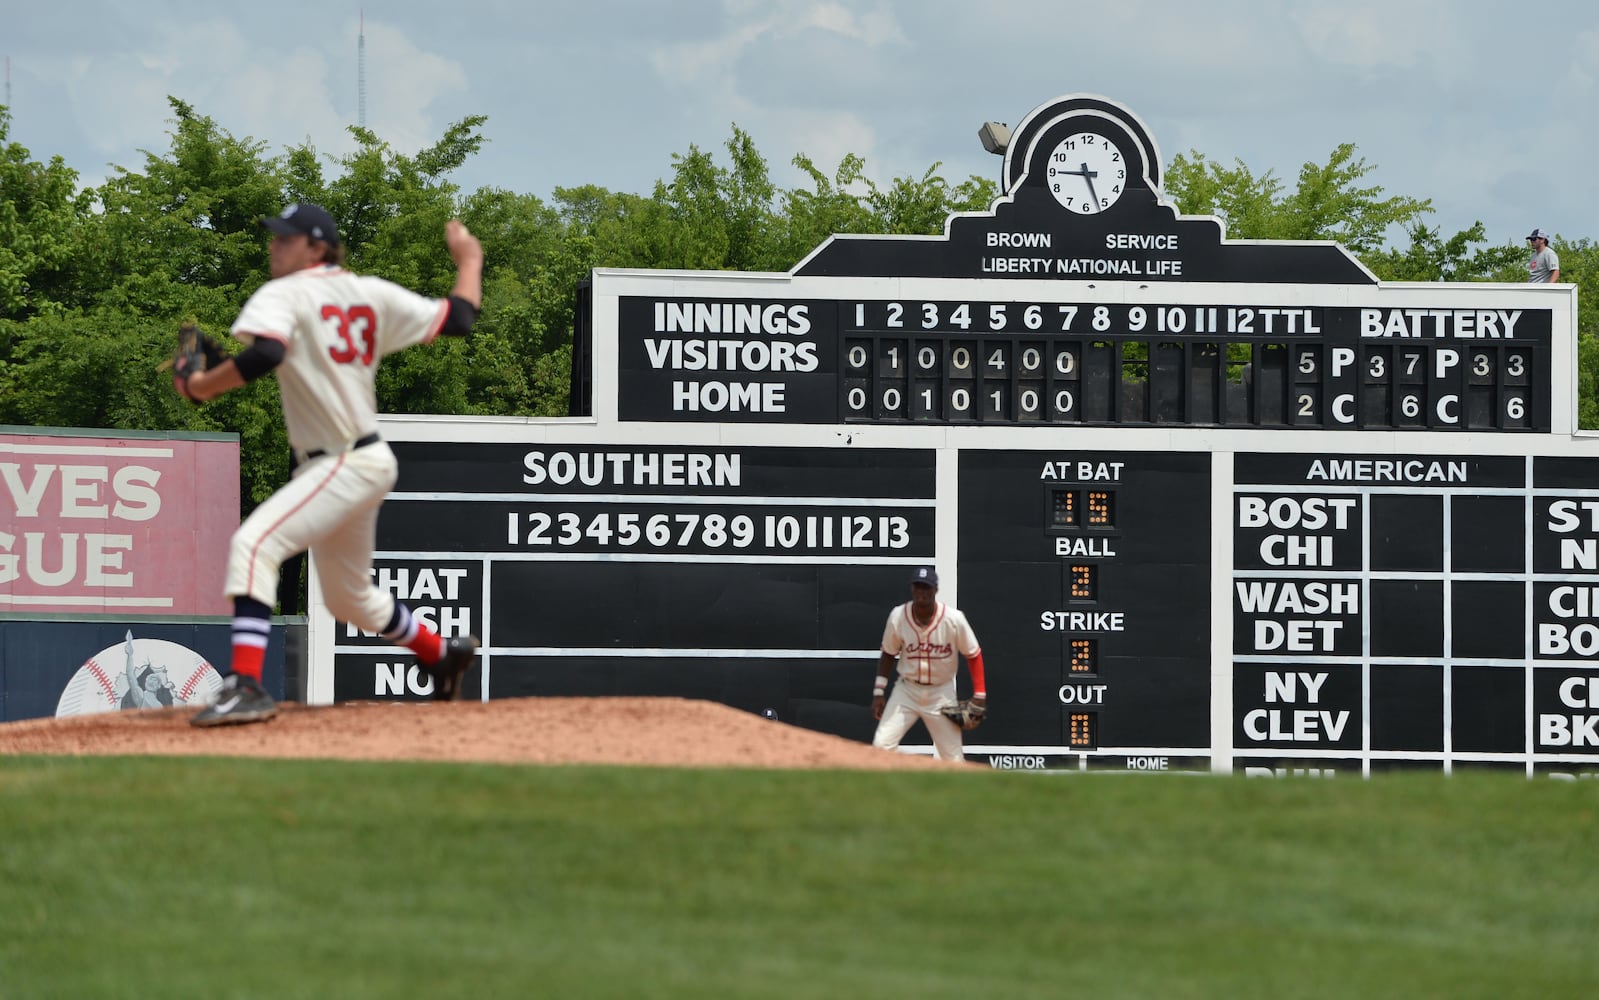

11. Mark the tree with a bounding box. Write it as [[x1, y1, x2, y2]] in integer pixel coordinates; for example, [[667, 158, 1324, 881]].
[[773, 152, 876, 266], [85, 99, 287, 325], [641, 126, 778, 272], [0, 108, 92, 319], [863, 164, 997, 237], [1367, 222, 1523, 282], [328, 116, 486, 286], [1543, 237, 1599, 429], [1162, 151, 1283, 239], [1163, 144, 1431, 259]]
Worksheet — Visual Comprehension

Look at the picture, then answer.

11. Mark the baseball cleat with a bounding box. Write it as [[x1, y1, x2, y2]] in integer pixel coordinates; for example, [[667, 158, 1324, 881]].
[[190, 673, 278, 728], [429, 635, 479, 701]]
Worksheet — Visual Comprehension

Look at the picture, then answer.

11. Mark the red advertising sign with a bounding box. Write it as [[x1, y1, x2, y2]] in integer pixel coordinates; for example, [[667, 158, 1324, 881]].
[[0, 430, 239, 615]]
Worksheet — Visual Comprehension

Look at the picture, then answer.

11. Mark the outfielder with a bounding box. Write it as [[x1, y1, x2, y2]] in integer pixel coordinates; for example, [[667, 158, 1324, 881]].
[[871, 566, 987, 762], [171, 203, 484, 726]]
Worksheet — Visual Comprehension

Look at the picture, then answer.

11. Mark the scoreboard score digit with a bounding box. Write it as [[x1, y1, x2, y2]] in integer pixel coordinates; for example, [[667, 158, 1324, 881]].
[[1070, 638, 1098, 675], [1087, 489, 1114, 527], [840, 300, 1554, 431], [1069, 564, 1098, 601], [1069, 711, 1099, 750], [1047, 487, 1117, 532]]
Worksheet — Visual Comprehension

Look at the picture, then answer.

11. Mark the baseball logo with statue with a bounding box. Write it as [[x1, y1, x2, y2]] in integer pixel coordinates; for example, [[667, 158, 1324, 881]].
[[55, 630, 223, 718]]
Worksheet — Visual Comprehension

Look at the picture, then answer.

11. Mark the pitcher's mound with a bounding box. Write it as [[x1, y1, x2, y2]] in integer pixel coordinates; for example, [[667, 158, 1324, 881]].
[[0, 697, 969, 770]]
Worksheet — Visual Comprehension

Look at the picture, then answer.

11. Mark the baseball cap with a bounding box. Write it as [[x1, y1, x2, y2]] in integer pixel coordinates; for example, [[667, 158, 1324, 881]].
[[1527, 228, 1551, 242], [910, 566, 939, 588], [260, 202, 341, 246]]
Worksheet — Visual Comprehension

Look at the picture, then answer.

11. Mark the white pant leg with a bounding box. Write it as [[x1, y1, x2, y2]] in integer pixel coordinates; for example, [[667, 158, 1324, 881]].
[[311, 489, 392, 632], [308, 446, 400, 633], [873, 679, 966, 761], [921, 710, 967, 762], [225, 444, 397, 615], [872, 683, 922, 751]]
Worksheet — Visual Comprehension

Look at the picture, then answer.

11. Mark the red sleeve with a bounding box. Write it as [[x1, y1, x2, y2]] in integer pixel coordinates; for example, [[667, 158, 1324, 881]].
[[967, 651, 985, 697]]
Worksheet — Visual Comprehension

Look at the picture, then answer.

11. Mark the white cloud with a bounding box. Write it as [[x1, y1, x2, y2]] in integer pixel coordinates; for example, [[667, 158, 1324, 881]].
[[653, 1, 905, 86], [1290, 0, 1466, 75], [31, 13, 465, 176], [360, 19, 469, 153], [1566, 26, 1599, 92], [62, 54, 175, 159], [651, 19, 773, 87], [794, 2, 907, 45], [769, 108, 879, 184], [12, 0, 1599, 245]]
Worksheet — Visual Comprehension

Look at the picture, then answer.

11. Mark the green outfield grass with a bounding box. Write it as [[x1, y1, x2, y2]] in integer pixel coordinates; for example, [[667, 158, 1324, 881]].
[[1, 758, 1595, 999]]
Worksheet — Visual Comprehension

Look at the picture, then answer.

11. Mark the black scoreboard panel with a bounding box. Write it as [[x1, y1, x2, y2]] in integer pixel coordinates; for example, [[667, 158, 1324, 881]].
[[617, 294, 1556, 431], [841, 300, 1552, 431], [330, 442, 936, 740], [1233, 452, 1599, 778], [957, 451, 1212, 771], [334, 430, 1599, 775], [316, 95, 1584, 775]]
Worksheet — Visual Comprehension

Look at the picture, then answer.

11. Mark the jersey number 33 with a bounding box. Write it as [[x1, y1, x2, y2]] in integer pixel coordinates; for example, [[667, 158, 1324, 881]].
[[323, 304, 378, 365]]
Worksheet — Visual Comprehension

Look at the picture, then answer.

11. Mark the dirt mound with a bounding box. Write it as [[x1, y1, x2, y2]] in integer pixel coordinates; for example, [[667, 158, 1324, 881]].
[[0, 697, 968, 770]]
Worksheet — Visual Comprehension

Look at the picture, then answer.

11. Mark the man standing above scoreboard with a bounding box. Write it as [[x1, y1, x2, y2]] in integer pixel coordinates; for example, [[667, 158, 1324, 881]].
[[1527, 228, 1560, 282]]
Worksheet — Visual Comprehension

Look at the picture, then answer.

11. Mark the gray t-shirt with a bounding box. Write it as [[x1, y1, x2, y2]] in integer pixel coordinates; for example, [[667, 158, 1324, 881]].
[[1529, 246, 1560, 282]]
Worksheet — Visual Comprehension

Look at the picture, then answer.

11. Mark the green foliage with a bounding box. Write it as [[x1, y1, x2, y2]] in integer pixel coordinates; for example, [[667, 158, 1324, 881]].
[[644, 125, 777, 271], [1165, 143, 1431, 255], [1164, 150, 1283, 238], [863, 162, 996, 236], [328, 118, 486, 287], [1552, 237, 1599, 429], [778, 153, 875, 260], [0, 109, 89, 320], [86, 99, 287, 324], [1367, 221, 1524, 282], [0, 312, 169, 428]]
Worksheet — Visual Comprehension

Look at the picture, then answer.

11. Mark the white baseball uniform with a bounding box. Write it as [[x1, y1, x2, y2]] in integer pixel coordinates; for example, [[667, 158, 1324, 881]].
[[873, 600, 982, 762], [224, 264, 447, 631]]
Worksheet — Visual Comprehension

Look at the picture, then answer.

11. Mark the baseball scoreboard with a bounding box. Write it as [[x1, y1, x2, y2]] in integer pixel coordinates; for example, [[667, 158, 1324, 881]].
[[307, 94, 1590, 776]]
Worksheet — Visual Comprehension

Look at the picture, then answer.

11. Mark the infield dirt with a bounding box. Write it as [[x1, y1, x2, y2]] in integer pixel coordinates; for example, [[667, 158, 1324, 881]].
[[0, 697, 970, 770]]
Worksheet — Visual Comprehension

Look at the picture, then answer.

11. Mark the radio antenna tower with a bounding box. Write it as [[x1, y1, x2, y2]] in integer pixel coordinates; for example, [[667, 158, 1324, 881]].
[[357, 12, 367, 127], [6, 56, 11, 110]]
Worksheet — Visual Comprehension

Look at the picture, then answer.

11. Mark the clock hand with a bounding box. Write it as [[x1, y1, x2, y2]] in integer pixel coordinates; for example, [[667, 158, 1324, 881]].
[[1080, 162, 1100, 210]]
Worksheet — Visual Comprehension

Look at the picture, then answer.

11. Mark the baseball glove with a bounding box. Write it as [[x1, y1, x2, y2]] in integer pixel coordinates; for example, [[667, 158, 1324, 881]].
[[161, 323, 225, 397], [941, 698, 987, 731]]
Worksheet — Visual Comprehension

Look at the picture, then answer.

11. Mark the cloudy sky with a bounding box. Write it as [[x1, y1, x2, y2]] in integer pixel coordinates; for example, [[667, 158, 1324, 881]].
[[6, 1, 1594, 250]]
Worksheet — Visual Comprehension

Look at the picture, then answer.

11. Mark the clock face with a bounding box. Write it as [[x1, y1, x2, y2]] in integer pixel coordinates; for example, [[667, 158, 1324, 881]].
[[1047, 131, 1128, 214]]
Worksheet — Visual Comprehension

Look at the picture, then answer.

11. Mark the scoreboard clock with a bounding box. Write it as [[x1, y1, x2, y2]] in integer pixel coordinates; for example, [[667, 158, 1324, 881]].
[[312, 93, 1582, 779], [1048, 129, 1132, 214]]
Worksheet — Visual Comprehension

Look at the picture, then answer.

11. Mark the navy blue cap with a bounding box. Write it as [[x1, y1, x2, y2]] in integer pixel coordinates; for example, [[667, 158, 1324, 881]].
[[911, 566, 939, 588], [261, 202, 341, 246]]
